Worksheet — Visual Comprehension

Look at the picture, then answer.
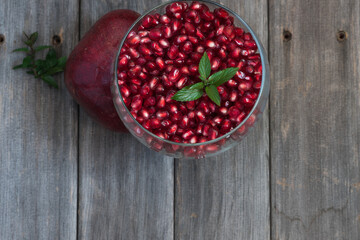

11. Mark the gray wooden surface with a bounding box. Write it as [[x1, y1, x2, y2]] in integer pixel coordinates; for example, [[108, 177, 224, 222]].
[[0, 0, 359, 240], [269, 0, 360, 239], [0, 0, 79, 239]]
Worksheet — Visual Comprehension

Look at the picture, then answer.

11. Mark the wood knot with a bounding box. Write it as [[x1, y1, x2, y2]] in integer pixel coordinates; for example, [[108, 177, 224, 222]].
[[52, 34, 62, 46], [0, 34, 5, 45], [336, 30, 347, 42], [283, 30, 292, 42]]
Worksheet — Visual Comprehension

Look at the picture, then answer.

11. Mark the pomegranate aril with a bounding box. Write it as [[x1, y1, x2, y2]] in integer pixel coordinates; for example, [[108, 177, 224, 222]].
[[213, 116, 223, 125], [215, 7, 229, 18], [167, 45, 179, 59], [202, 124, 211, 136], [150, 42, 163, 52], [188, 36, 199, 44], [140, 109, 150, 119], [150, 118, 161, 129], [183, 41, 193, 53], [155, 84, 164, 93], [168, 68, 181, 82], [168, 124, 178, 135], [205, 40, 217, 49], [171, 19, 182, 32], [189, 64, 198, 74], [235, 27, 244, 36], [139, 45, 152, 56], [219, 107, 228, 115], [180, 116, 189, 128], [171, 111, 182, 122], [208, 128, 219, 140], [131, 95, 143, 111], [157, 96, 166, 108], [161, 119, 172, 128], [156, 110, 169, 120], [140, 84, 151, 96], [129, 48, 140, 58], [220, 119, 231, 133], [182, 130, 194, 140], [211, 57, 220, 71], [176, 76, 188, 89], [160, 14, 171, 24], [143, 119, 151, 130], [196, 110, 206, 122], [144, 96, 156, 107], [229, 106, 241, 119], [162, 25, 173, 38], [229, 90, 238, 102], [120, 85, 130, 98], [166, 90, 176, 102], [140, 37, 151, 44]]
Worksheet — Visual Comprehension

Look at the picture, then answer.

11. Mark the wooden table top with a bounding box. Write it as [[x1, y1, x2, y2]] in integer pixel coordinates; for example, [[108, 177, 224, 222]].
[[1, 0, 359, 239]]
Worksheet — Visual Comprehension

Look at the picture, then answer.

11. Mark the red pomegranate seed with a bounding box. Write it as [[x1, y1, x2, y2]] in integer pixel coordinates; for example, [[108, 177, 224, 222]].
[[208, 128, 219, 140], [214, 8, 229, 19], [144, 96, 156, 107], [171, 19, 182, 32], [219, 107, 228, 115], [176, 76, 188, 89], [211, 57, 220, 71], [162, 25, 173, 38], [182, 130, 194, 140], [156, 110, 169, 120], [150, 118, 161, 129], [202, 124, 211, 136], [159, 39, 170, 48], [160, 14, 171, 24], [205, 40, 217, 49], [131, 95, 143, 111], [157, 96, 166, 108], [196, 110, 206, 122], [140, 37, 151, 44], [167, 45, 179, 59], [139, 45, 152, 56], [229, 106, 241, 119], [120, 85, 130, 97], [171, 111, 182, 122]]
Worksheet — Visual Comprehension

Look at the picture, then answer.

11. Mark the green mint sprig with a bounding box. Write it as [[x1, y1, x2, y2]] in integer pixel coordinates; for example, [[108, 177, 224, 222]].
[[13, 32, 67, 88], [171, 52, 238, 106]]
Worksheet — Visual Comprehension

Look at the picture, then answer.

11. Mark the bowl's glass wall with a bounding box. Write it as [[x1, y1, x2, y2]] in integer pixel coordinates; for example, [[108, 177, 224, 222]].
[[111, 0, 269, 159]]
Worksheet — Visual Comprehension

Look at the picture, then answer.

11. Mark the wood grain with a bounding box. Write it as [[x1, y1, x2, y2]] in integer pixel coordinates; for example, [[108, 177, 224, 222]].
[[0, 0, 79, 239], [175, 0, 270, 239], [77, 1, 174, 239], [269, 0, 360, 239]]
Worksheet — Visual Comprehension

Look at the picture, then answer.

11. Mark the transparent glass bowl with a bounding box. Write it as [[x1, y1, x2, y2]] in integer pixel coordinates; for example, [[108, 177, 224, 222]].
[[111, 0, 270, 159]]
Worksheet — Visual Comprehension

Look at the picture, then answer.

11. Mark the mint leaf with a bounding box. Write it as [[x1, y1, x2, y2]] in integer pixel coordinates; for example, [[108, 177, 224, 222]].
[[22, 56, 33, 68], [205, 85, 221, 106], [188, 82, 204, 90], [13, 64, 25, 70], [29, 32, 38, 45], [198, 52, 211, 80], [208, 67, 239, 86], [171, 86, 203, 102], [13, 47, 29, 53], [35, 45, 52, 51], [41, 75, 58, 88], [56, 56, 67, 68]]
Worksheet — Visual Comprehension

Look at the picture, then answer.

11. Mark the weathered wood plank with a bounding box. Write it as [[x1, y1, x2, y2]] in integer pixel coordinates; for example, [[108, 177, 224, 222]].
[[175, 0, 270, 239], [77, 1, 174, 239], [0, 1, 79, 239], [270, 0, 360, 239]]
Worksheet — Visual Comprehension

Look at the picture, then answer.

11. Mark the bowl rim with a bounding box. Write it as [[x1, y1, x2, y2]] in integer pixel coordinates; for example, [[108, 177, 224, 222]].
[[114, 0, 269, 147]]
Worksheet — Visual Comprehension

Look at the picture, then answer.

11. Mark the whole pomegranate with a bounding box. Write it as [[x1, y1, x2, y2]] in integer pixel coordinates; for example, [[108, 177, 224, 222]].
[[65, 9, 140, 132]]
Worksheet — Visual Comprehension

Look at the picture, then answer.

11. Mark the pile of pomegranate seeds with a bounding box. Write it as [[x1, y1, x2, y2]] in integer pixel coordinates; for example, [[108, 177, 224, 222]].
[[117, 1, 262, 144]]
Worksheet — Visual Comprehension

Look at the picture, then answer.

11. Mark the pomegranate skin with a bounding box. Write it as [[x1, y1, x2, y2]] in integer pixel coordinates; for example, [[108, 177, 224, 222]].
[[65, 9, 140, 132]]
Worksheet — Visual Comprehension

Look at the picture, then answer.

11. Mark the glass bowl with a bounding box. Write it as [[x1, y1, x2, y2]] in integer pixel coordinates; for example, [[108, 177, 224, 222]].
[[111, 0, 269, 159]]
